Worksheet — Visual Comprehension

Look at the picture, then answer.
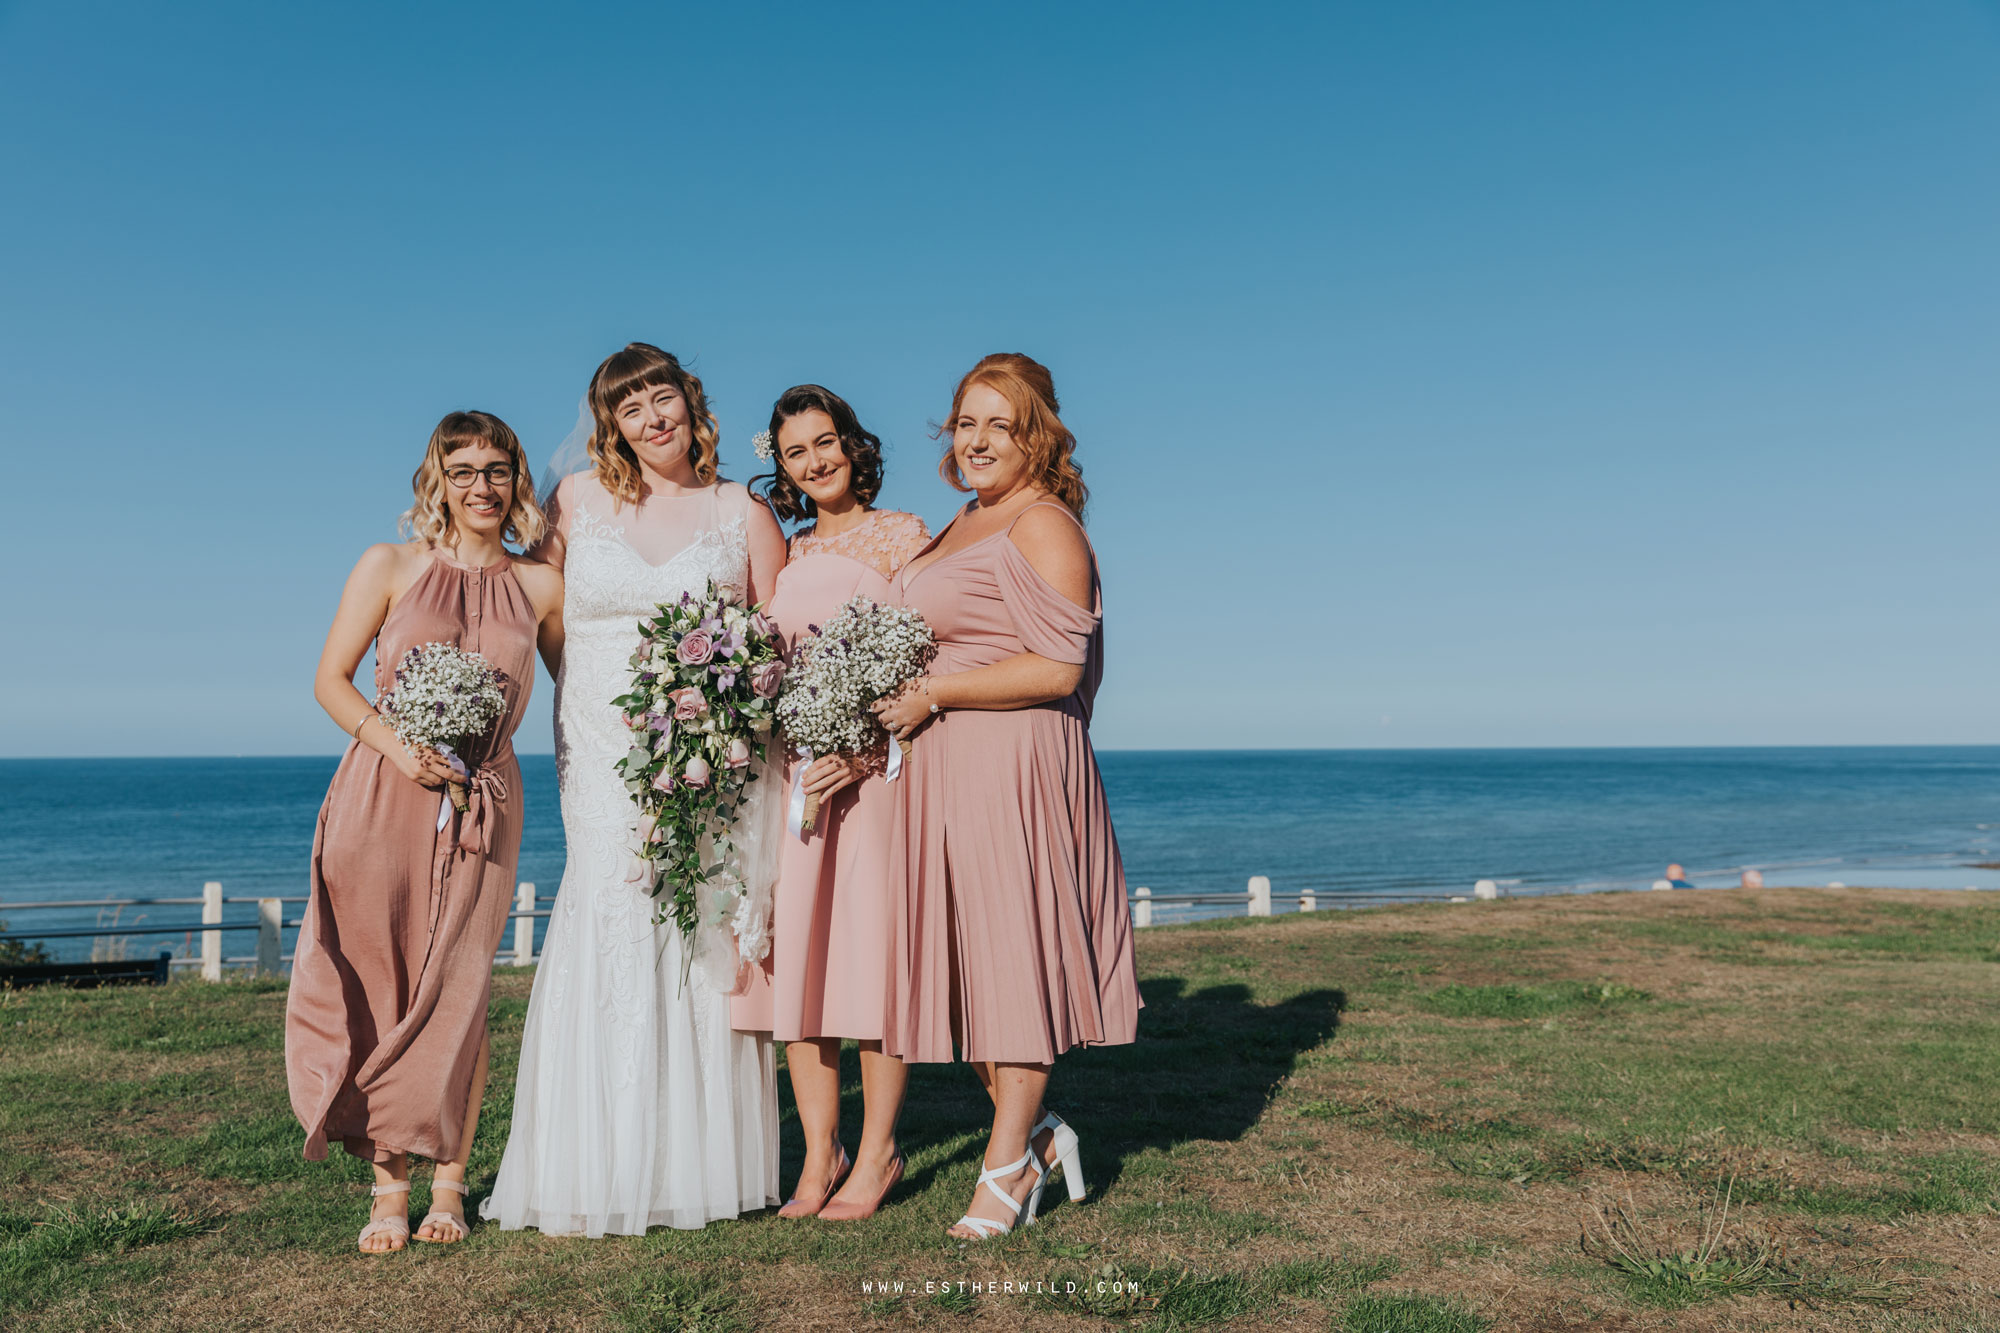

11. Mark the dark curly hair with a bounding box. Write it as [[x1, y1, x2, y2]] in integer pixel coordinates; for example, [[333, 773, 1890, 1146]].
[[751, 384, 886, 523]]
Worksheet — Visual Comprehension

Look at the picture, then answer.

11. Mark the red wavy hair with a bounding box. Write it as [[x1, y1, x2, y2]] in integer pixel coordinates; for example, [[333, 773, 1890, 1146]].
[[938, 353, 1088, 517]]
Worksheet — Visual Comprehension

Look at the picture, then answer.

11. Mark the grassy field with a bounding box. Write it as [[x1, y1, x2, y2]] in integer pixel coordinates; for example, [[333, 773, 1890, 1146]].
[[5, 887, 2000, 1332]]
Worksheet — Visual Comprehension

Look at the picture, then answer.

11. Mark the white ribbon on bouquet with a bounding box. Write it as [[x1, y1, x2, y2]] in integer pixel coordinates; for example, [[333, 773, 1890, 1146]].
[[788, 734, 908, 841], [788, 745, 814, 841]]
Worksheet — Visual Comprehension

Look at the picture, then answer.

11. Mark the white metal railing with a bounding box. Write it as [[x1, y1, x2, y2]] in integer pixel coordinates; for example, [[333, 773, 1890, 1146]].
[[0, 881, 549, 978], [7, 874, 1518, 966], [1127, 875, 1481, 927]]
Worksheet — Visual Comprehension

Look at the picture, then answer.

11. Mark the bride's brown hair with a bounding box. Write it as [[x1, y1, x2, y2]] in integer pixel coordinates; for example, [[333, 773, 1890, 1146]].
[[937, 353, 1088, 518], [586, 343, 721, 506]]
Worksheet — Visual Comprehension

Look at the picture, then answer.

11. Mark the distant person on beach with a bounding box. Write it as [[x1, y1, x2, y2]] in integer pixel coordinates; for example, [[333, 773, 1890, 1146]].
[[872, 353, 1139, 1240], [729, 385, 931, 1221], [284, 412, 562, 1253], [1666, 863, 1695, 889]]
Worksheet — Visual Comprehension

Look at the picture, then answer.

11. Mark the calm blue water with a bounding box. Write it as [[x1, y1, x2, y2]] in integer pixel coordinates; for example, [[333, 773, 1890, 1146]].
[[4, 748, 2000, 962]]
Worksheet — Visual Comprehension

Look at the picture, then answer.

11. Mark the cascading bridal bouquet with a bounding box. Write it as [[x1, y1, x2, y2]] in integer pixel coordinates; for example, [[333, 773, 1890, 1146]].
[[613, 580, 785, 978], [375, 642, 507, 812], [775, 597, 936, 835]]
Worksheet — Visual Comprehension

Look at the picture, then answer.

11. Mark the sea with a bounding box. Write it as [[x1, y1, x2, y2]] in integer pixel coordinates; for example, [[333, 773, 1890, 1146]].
[[5, 747, 2000, 964]]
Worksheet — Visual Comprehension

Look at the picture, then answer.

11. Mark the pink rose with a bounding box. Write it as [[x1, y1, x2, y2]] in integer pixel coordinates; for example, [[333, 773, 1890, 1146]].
[[668, 687, 708, 721], [724, 738, 751, 769], [684, 755, 712, 787], [650, 770, 677, 793], [750, 660, 785, 699], [676, 631, 715, 665], [750, 611, 776, 639]]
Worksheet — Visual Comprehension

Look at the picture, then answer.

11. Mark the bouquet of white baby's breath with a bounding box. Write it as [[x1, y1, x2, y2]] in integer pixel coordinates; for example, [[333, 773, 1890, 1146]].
[[376, 642, 507, 811], [776, 597, 935, 832]]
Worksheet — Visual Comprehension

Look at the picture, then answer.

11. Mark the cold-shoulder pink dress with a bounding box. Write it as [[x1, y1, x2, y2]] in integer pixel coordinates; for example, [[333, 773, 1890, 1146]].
[[883, 502, 1139, 1065], [286, 552, 536, 1164], [732, 509, 931, 1041]]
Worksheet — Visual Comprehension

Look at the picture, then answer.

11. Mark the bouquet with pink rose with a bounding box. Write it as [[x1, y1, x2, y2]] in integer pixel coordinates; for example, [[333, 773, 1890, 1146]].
[[612, 578, 783, 977]]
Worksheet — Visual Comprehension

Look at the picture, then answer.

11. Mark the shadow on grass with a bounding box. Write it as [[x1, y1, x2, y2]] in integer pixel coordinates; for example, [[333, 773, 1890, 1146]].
[[843, 979, 1345, 1202]]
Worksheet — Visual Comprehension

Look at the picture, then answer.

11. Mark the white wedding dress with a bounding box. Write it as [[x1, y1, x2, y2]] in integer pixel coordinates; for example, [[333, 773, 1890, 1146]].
[[482, 477, 780, 1235]]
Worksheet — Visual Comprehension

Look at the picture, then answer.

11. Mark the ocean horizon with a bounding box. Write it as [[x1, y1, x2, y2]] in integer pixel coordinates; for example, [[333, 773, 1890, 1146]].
[[6, 746, 2000, 962]]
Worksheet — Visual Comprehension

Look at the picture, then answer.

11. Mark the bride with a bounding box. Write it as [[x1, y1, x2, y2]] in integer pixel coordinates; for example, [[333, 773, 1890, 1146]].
[[482, 343, 788, 1234]]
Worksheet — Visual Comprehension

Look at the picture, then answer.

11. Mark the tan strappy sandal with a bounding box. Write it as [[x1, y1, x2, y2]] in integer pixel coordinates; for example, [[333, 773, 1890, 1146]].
[[358, 1180, 411, 1253], [416, 1177, 470, 1243]]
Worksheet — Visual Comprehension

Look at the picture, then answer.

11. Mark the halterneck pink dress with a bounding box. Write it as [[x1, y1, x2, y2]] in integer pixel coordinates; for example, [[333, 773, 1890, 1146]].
[[732, 509, 931, 1041], [883, 502, 1139, 1065], [286, 551, 537, 1164]]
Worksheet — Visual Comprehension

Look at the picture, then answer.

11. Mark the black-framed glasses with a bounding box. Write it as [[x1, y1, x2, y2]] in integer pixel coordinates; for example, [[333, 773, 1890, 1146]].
[[444, 463, 517, 488]]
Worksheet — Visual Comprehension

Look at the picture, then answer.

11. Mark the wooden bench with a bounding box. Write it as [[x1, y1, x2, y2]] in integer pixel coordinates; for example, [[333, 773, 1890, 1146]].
[[0, 950, 174, 989]]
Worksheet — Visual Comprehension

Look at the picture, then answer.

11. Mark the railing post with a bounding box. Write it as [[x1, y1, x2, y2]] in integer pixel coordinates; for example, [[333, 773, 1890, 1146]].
[[1299, 890, 1317, 913], [513, 882, 536, 966], [1132, 886, 1152, 929], [255, 899, 281, 976], [201, 881, 223, 981], [1248, 876, 1272, 917]]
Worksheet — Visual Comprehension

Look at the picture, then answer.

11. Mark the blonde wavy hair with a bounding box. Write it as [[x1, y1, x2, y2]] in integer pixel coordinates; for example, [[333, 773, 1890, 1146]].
[[586, 343, 721, 506], [938, 353, 1088, 517], [401, 410, 548, 550]]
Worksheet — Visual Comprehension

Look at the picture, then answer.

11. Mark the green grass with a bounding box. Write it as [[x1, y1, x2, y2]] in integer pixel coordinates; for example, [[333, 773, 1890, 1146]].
[[6, 888, 2000, 1329], [1341, 1292, 1486, 1332], [1418, 979, 1649, 1019]]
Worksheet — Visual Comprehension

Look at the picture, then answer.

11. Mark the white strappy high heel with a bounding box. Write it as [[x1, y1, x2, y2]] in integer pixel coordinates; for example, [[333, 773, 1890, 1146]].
[[950, 1150, 1043, 1240], [416, 1177, 470, 1243], [1028, 1110, 1088, 1216], [358, 1180, 410, 1253]]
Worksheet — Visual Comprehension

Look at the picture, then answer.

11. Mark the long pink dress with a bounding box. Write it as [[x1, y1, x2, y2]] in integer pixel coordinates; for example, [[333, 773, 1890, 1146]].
[[286, 551, 536, 1164], [884, 502, 1140, 1065], [732, 509, 931, 1041]]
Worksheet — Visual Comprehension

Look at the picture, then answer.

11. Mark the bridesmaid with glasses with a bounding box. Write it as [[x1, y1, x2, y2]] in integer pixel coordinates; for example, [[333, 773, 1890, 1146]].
[[873, 354, 1139, 1241], [734, 385, 930, 1220], [286, 411, 563, 1252]]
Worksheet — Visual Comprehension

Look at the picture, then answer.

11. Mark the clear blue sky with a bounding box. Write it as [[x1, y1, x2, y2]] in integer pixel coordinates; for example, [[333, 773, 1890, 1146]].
[[3, 1, 1997, 756]]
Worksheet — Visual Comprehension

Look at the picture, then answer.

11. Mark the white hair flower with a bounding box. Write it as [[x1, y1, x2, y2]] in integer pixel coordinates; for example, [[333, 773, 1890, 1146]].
[[752, 430, 775, 461]]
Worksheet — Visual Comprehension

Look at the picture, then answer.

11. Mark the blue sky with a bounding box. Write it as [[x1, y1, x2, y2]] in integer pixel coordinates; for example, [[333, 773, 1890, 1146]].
[[2, 1, 1997, 755]]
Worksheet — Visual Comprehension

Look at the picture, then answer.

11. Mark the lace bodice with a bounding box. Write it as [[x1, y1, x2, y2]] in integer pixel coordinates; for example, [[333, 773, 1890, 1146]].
[[787, 509, 931, 580]]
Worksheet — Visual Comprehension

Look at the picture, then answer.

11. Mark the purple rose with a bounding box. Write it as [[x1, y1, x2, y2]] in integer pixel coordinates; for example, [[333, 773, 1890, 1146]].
[[676, 631, 715, 665], [750, 611, 776, 639], [668, 687, 708, 721], [750, 661, 785, 698], [684, 755, 712, 787]]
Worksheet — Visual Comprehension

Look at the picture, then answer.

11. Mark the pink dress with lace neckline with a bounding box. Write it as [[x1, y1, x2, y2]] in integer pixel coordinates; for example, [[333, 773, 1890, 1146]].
[[786, 509, 931, 581]]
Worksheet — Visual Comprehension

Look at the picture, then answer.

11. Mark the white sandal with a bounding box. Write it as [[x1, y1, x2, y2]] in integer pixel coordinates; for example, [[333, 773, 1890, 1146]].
[[416, 1178, 470, 1244], [1029, 1110, 1088, 1213], [358, 1181, 411, 1253], [950, 1150, 1044, 1240]]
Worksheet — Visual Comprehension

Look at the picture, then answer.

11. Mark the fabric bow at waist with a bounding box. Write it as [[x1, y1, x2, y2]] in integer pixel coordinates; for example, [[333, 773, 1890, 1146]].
[[451, 749, 514, 857]]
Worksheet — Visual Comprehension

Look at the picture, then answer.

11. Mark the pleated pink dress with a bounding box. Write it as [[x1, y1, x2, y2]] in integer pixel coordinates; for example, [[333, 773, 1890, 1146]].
[[884, 502, 1140, 1065], [732, 509, 931, 1041], [286, 551, 536, 1163]]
